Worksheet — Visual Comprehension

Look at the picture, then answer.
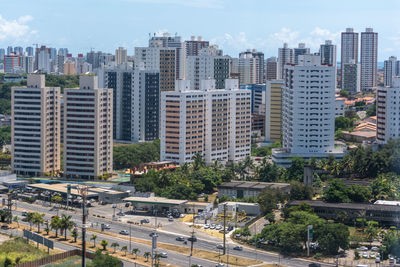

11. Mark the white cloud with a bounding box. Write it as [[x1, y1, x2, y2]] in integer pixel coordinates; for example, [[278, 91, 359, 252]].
[[211, 32, 254, 52], [124, 0, 223, 8], [0, 15, 37, 42]]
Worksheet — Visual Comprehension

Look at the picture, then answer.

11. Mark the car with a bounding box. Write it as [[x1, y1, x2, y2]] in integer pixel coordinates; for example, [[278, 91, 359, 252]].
[[390, 256, 395, 263], [233, 245, 243, 251], [210, 224, 216, 229], [396, 257, 400, 264], [103, 224, 111, 230], [1, 225, 8, 230], [362, 252, 368, 258], [112, 204, 117, 208], [215, 264, 225, 267], [168, 217, 174, 222], [227, 226, 233, 231], [215, 225, 222, 230], [308, 264, 321, 267], [140, 219, 150, 224], [375, 257, 381, 263], [219, 229, 229, 234], [125, 203, 130, 207], [21, 211, 27, 216], [204, 224, 210, 229], [371, 246, 378, 251], [216, 244, 224, 249], [119, 230, 129, 235], [370, 252, 375, 258], [160, 252, 168, 258], [358, 246, 368, 251], [176, 236, 185, 241], [187, 236, 197, 242]]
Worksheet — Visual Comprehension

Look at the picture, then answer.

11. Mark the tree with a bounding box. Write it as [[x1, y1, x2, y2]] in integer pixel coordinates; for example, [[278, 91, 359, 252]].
[[258, 188, 287, 214], [242, 226, 251, 240], [192, 153, 205, 171], [50, 215, 61, 238], [51, 195, 62, 207], [26, 212, 34, 231], [132, 248, 139, 259], [121, 245, 128, 256], [91, 234, 97, 248], [286, 157, 306, 182], [264, 212, 275, 224], [323, 179, 350, 203], [87, 249, 122, 267], [339, 89, 349, 98], [317, 222, 350, 255], [100, 239, 108, 250], [289, 181, 313, 200], [4, 257, 11, 267], [144, 251, 151, 262], [32, 213, 45, 232], [111, 242, 119, 253], [13, 216, 19, 228], [365, 221, 379, 245], [113, 139, 160, 170], [71, 228, 78, 243], [60, 214, 74, 240]]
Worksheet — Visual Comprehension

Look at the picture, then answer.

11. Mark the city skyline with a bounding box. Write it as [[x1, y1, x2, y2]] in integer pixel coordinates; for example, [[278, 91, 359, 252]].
[[1, 0, 400, 60]]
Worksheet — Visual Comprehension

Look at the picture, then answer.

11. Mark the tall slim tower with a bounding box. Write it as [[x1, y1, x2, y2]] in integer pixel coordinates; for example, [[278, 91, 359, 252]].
[[341, 28, 359, 88], [115, 47, 128, 65], [320, 40, 337, 66], [278, 43, 293, 79], [360, 28, 378, 92], [12, 75, 61, 176], [384, 56, 398, 87], [293, 43, 310, 65]]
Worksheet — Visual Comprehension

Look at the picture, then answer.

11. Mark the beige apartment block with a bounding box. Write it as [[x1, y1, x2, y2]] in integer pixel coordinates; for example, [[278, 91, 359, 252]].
[[64, 75, 113, 179], [265, 80, 283, 143], [12, 74, 61, 176]]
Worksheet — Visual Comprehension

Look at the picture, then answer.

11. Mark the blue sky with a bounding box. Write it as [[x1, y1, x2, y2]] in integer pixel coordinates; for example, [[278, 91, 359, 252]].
[[1, 0, 400, 60]]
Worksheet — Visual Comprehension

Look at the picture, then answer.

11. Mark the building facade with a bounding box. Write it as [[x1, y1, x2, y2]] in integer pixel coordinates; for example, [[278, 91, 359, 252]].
[[320, 40, 337, 66], [293, 43, 310, 65], [115, 47, 128, 65], [272, 55, 343, 166], [160, 79, 251, 164], [342, 60, 361, 94], [384, 56, 399, 87], [64, 76, 113, 179], [360, 28, 378, 92], [266, 57, 278, 80], [341, 28, 359, 88], [265, 80, 283, 143], [12, 75, 61, 176], [278, 43, 293, 79]]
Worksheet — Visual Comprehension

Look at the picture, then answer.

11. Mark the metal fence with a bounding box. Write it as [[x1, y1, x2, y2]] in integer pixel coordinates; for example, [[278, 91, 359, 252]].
[[15, 249, 94, 267]]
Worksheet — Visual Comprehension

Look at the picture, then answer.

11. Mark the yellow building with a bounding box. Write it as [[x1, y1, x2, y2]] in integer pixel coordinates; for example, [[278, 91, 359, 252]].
[[63, 60, 76, 75], [265, 80, 283, 143]]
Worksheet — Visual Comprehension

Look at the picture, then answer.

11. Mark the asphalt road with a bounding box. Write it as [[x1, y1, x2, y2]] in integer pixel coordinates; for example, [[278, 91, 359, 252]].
[[14, 201, 334, 267]]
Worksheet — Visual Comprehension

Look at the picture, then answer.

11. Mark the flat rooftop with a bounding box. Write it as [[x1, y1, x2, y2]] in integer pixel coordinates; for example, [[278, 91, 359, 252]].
[[29, 183, 104, 197], [290, 200, 400, 212], [218, 181, 290, 190], [123, 196, 187, 206]]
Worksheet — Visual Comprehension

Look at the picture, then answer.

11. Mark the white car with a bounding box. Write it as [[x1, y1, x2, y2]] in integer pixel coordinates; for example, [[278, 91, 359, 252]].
[[210, 224, 216, 229], [160, 252, 168, 258], [119, 230, 129, 235], [203, 224, 210, 229], [215, 225, 222, 230], [362, 252, 368, 258], [216, 244, 224, 249], [371, 246, 378, 251], [370, 252, 375, 258], [358, 246, 368, 251]]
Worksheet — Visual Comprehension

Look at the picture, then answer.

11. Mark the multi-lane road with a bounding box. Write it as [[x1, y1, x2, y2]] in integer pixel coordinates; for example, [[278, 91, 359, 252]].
[[10, 201, 333, 267]]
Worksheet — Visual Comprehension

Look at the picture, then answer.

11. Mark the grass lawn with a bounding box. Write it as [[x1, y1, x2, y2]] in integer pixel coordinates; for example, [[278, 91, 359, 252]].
[[0, 237, 49, 266]]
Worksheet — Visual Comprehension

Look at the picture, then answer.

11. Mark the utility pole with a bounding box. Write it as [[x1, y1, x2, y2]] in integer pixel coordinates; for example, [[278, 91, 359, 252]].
[[223, 203, 227, 255], [78, 186, 88, 267], [189, 203, 196, 267], [7, 192, 13, 224]]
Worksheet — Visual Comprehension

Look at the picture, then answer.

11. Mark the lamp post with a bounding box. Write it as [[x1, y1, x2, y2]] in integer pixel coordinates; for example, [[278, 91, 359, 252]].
[[77, 186, 88, 267]]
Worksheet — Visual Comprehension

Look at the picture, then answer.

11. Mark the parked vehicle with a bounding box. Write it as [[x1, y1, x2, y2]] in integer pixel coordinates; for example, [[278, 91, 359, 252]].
[[21, 211, 27, 216], [176, 236, 185, 241], [215, 225, 222, 230], [140, 219, 150, 224], [103, 224, 111, 229], [362, 252, 368, 258], [358, 246, 368, 251], [168, 217, 174, 222], [125, 203, 130, 207], [204, 224, 210, 229], [1, 225, 8, 230], [119, 230, 129, 235]]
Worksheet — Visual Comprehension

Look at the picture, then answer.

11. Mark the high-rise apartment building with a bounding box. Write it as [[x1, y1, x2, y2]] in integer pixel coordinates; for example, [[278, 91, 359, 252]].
[[57, 55, 65, 74], [272, 54, 343, 166], [21, 56, 34, 74], [98, 64, 160, 142], [184, 36, 210, 57], [342, 60, 361, 94], [12, 74, 61, 176], [160, 79, 251, 164], [232, 49, 264, 84], [64, 76, 113, 179], [278, 43, 293, 79], [0, 49, 5, 61], [293, 43, 310, 65], [320, 40, 337, 66], [341, 28, 359, 88], [376, 77, 400, 144], [7, 46, 13, 55], [360, 28, 378, 92], [134, 46, 176, 91], [185, 46, 230, 90], [64, 60, 76, 75], [4, 54, 20, 73], [384, 56, 399, 87], [26, 47, 34, 57], [266, 57, 278, 80], [115, 47, 128, 65], [265, 80, 283, 143], [13, 47, 23, 55]]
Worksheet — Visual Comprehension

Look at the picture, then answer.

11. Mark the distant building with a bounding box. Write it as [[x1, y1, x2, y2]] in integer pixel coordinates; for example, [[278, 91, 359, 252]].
[[342, 60, 360, 93], [293, 43, 310, 65], [360, 28, 378, 92], [234, 49, 264, 84], [115, 47, 128, 65], [160, 79, 251, 164], [335, 98, 345, 117], [63, 60, 76, 75], [64, 76, 113, 179], [384, 56, 399, 87], [320, 40, 337, 67], [12, 75, 61, 176], [4, 54, 20, 73], [265, 57, 278, 80], [341, 28, 359, 88], [241, 84, 265, 115], [278, 43, 293, 79]]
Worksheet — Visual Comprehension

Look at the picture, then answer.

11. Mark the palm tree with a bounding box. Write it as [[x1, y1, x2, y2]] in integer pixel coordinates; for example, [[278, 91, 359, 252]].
[[121, 245, 128, 256], [143, 251, 151, 262], [71, 228, 78, 243], [192, 153, 205, 171], [111, 242, 119, 253], [90, 234, 97, 248], [243, 156, 254, 172], [132, 248, 140, 259], [100, 239, 108, 250], [60, 214, 74, 240], [26, 212, 34, 231], [211, 160, 220, 172], [236, 162, 248, 180], [50, 216, 61, 238], [32, 213, 45, 232], [13, 216, 19, 228]]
